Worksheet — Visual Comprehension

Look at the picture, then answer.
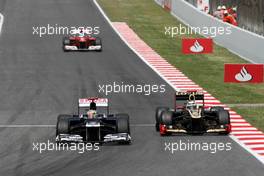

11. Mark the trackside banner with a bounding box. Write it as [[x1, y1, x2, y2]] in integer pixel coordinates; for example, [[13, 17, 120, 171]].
[[182, 38, 213, 54], [224, 64, 264, 83]]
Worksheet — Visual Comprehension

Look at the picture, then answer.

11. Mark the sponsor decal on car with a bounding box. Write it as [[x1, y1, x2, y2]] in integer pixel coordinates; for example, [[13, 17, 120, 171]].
[[224, 64, 264, 83], [79, 98, 108, 107], [182, 38, 213, 54]]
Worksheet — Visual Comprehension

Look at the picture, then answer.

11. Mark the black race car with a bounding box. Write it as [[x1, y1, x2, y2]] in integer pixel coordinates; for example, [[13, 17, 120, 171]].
[[56, 97, 131, 144], [155, 91, 231, 135]]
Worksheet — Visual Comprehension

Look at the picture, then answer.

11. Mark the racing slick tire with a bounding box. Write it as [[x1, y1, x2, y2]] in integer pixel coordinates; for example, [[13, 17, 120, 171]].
[[62, 37, 70, 52], [217, 110, 230, 125], [63, 37, 70, 45], [217, 110, 231, 135], [211, 106, 225, 112], [155, 107, 169, 131], [210, 106, 225, 121], [116, 114, 130, 134], [56, 114, 71, 136], [95, 37, 102, 52], [161, 110, 173, 126], [116, 114, 131, 144]]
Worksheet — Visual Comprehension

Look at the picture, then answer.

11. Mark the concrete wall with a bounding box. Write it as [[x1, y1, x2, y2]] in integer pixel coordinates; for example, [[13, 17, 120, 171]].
[[155, 0, 264, 63]]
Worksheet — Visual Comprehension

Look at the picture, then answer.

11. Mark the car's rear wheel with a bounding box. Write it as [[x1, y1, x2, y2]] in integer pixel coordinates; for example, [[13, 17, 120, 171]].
[[155, 107, 169, 131], [56, 114, 71, 136]]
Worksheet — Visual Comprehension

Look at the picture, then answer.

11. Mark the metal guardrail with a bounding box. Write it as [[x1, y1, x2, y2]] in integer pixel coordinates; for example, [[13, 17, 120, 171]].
[[155, 0, 264, 63]]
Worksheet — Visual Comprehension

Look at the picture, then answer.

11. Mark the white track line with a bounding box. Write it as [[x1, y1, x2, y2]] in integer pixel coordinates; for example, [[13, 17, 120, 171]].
[[0, 125, 56, 128], [0, 13, 4, 35], [0, 124, 155, 128]]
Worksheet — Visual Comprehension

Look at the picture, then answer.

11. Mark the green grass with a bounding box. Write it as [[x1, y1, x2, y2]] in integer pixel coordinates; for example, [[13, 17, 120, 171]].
[[98, 0, 264, 131]]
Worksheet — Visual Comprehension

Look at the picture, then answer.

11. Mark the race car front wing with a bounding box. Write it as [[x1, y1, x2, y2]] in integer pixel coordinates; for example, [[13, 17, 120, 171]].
[[64, 45, 102, 51], [56, 133, 131, 143]]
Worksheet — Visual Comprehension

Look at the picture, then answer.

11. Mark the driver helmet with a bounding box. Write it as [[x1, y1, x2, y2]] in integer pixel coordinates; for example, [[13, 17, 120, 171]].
[[90, 101, 97, 110], [79, 28, 85, 37], [87, 101, 97, 119], [186, 101, 201, 118], [186, 101, 198, 111]]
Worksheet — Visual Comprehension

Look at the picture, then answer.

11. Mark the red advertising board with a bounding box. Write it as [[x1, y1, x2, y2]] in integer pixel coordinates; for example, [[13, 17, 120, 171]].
[[224, 64, 264, 83], [182, 38, 213, 54]]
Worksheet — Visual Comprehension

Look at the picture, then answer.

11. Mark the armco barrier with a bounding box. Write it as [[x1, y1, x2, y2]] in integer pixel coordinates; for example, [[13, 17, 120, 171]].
[[155, 0, 264, 63]]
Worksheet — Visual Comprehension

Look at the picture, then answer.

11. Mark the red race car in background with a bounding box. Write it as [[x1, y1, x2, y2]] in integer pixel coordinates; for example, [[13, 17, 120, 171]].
[[63, 32, 102, 52]]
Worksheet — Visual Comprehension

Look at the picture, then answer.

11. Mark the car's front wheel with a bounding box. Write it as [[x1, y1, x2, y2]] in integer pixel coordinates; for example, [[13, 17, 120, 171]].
[[155, 107, 169, 131], [116, 113, 130, 134], [56, 114, 71, 136], [62, 37, 70, 52], [95, 37, 102, 52], [217, 110, 231, 135]]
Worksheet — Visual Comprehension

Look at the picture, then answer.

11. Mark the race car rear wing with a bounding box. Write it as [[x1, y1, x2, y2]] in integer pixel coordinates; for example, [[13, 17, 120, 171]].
[[78, 97, 109, 114], [78, 98, 108, 107], [174, 90, 204, 108]]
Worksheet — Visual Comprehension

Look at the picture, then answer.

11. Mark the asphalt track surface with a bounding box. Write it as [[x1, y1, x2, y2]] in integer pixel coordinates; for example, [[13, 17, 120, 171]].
[[0, 0, 263, 175]]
